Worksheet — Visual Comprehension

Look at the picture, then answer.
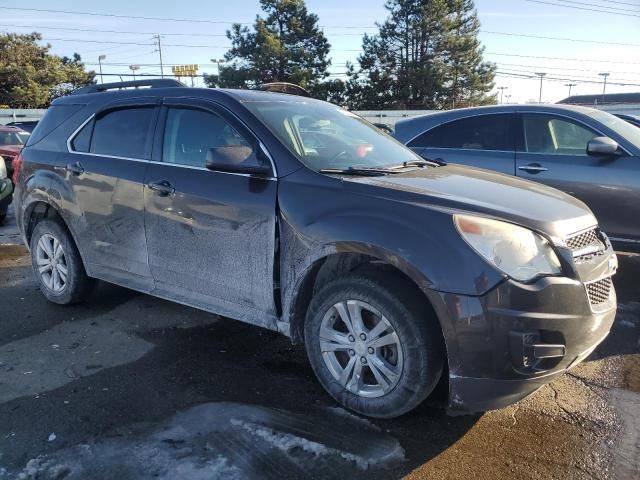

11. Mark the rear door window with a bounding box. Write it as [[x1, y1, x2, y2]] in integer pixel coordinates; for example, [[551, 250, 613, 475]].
[[409, 114, 513, 151], [91, 107, 155, 159]]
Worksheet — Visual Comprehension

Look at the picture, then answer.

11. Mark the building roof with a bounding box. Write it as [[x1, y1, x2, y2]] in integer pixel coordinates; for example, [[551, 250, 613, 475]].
[[558, 92, 640, 106]]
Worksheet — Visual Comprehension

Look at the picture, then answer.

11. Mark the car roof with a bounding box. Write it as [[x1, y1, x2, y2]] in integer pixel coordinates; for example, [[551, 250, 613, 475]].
[[393, 104, 602, 143], [53, 86, 325, 107]]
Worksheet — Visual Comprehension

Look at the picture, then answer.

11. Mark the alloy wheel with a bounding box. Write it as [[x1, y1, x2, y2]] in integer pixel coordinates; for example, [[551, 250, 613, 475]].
[[35, 233, 68, 293], [319, 300, 404, 398]]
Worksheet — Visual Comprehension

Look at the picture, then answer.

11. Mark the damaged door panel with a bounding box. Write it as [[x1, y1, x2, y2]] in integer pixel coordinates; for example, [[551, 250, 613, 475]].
[[143, 100, 279, 328]]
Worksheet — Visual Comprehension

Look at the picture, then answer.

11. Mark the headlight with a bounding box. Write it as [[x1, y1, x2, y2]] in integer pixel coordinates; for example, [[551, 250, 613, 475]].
[[454, 215, 562, 282], [0, 156, 6, 179]]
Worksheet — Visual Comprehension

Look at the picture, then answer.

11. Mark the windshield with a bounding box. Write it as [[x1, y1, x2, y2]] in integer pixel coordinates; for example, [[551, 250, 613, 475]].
[[585, 110, 640, 150], [0, 130, 29, 146], [244, 99, 422, 171]]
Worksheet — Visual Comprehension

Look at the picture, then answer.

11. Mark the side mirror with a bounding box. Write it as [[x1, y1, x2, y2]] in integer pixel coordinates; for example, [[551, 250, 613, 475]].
[[587, 136, 619, 157], [205, 146, 272, 176]]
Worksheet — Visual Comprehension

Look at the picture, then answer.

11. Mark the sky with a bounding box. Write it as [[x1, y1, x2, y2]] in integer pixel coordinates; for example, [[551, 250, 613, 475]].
[[1, 0, 639, 104]]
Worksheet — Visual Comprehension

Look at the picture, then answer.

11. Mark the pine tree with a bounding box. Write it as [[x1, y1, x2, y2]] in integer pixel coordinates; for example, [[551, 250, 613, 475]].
[[441, 0, 496, 108], [204, 0, 331, 90], [354, 0, 495, 109]]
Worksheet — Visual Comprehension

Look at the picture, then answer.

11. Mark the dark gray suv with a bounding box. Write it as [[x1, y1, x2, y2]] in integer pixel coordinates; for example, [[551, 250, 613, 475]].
[[14, 81, 618, 418], [394, 105, 640, 253]]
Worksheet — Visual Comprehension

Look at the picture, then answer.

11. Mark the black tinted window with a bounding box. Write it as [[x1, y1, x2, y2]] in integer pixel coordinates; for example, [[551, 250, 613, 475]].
[[163, 108, 254, 168], [410, 114, 513, 151], [91, 107, 154, 158], [70, 120, 93, 152]]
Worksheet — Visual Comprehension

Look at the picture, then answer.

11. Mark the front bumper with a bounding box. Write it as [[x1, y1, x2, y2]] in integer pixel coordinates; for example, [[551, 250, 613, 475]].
[[434, 249, 617, 413]]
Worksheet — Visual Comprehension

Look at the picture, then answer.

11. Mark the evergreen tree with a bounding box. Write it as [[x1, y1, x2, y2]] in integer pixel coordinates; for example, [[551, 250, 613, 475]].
[[354, 0, 495, 109], [441, 0, 496, 108], [204, 0, 331, 90]]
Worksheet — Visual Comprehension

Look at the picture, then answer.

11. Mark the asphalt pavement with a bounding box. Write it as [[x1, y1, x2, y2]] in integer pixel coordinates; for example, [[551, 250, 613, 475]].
[[0, 210, 638, 479]]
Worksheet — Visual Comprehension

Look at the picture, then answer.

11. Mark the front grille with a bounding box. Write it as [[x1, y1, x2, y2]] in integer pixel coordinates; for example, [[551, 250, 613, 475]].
[[585, 277, 613, 307], [566, 228, 600, 251]]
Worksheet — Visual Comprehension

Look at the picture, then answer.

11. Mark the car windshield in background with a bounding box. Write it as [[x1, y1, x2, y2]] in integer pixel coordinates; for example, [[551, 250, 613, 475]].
[[244, 100, 422, 171], [0, 130, 29, 146], [587, 110, 640, 150]]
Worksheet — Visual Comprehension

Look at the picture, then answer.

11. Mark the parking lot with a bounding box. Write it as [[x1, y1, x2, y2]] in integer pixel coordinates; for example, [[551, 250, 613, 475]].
[[0, 209, 637, 480]]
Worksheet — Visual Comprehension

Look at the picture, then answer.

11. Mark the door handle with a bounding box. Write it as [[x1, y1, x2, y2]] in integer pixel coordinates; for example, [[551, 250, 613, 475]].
[[147, 180, 175, 196], [65, 161, 85, 176], [518, 163, 548, 174]]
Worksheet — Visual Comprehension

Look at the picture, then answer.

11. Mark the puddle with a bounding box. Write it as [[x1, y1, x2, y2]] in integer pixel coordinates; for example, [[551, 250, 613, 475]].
[[6, 402, 404, 479]]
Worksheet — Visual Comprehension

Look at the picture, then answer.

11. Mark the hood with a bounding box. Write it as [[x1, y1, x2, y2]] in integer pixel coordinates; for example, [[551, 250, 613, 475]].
[[348, 164, 596, 241]]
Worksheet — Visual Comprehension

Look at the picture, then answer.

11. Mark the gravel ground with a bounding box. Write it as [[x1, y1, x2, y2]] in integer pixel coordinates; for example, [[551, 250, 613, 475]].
[[0, 211, 638, 479]]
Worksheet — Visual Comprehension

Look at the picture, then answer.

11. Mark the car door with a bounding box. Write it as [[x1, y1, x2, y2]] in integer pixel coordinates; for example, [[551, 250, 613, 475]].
[[66, 99, 158, 291], [143, 98, 279, 327], [515, 113, 640, 242], [407, 113, 516, 174]]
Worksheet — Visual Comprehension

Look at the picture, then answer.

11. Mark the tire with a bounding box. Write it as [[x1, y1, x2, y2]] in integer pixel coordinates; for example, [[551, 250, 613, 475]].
[[30, 219, 96, 304], [0, 213, 5, 225], [304, 271, 444, 418]]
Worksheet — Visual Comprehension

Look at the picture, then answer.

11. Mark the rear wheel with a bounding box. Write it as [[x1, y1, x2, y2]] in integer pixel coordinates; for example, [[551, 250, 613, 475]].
[[30, 219, 95, 304], [304, 272, 444, 418]]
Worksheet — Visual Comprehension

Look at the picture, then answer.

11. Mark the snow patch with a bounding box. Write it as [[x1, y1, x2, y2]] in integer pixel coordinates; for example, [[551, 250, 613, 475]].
[[12, 402, 404, 479]]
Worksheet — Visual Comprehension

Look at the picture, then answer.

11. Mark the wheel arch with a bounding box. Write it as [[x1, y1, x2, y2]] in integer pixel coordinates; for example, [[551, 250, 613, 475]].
[[285, 244, 453, 358]]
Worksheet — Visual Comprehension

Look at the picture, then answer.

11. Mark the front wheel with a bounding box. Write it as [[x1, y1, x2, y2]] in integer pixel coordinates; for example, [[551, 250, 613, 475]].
[[304, 272, 444, 418]]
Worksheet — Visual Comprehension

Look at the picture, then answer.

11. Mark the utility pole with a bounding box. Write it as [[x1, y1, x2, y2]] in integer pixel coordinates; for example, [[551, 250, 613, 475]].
[[535, 72, 546, 104], [564, 83, 577, 98], [599, 73, 610, 104], [98, 55, 106, 84], [497, 86, 508, 104], [153, 35, 164, 78], [505, 94, 512, 104]]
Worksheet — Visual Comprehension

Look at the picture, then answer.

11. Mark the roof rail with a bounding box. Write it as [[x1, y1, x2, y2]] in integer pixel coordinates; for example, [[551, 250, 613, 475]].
[[71, 79, 185, 95]]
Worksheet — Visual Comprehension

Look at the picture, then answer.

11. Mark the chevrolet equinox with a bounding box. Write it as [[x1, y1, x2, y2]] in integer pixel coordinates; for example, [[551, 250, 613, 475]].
[[14, 80, 618, 418]]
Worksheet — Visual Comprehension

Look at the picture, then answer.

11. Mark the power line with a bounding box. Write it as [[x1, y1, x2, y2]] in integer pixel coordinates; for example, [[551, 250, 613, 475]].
[[522, 0, 640, 17], [0, 6, 377, 29], [3, 23, 639, 48], [550, 0, 640, 13], [486, 51, 640, 65], [479, 30, 640, 48], [553, 0, 640, 12]]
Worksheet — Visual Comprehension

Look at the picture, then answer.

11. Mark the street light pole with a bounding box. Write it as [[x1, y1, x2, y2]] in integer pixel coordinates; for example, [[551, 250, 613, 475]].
[[497, 86, 508, 104], [599, 73, 610, 104], [98, 55, 106, 84], [564, 83, 577, 98], [129, 64, 140, 81], [535, 72, 546, 104]]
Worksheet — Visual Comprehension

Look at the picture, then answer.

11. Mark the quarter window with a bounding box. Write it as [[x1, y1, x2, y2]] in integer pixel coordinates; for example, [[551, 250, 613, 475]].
[[409, 114, 513, 151], [91, 107, 155, 158], [521, 114, 598, 155], [162, 107, 255, 168]]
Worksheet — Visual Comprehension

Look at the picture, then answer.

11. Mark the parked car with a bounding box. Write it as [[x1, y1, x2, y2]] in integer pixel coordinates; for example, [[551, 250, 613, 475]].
[[5, 120, 39, 133], [0, 155, 12, 223], [614, 113, 640, 128], [395, 105, 640, 253], [0, 125, 30, 146], [0, 125, 28, 217], [14, 80, 617, 418]]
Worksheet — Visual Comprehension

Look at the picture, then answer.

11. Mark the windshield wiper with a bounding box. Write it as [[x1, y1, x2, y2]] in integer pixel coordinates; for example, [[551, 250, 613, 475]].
[[318, 166, 398, 176], [389, 158, 447, 169]]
